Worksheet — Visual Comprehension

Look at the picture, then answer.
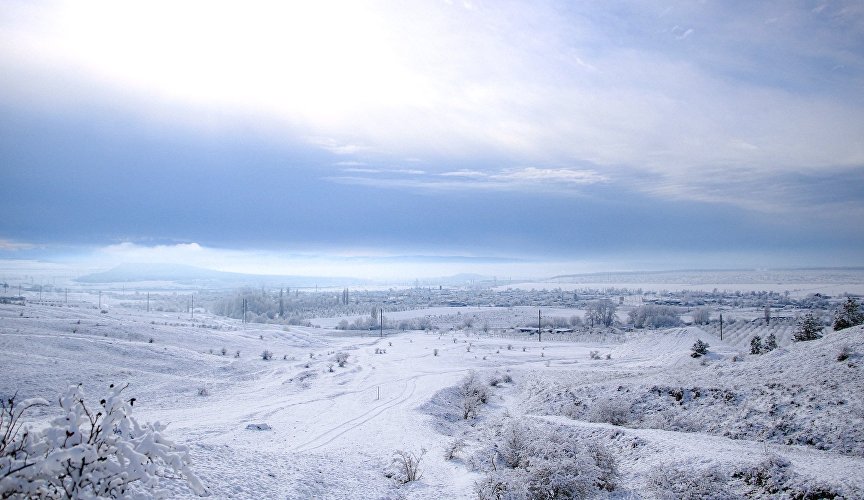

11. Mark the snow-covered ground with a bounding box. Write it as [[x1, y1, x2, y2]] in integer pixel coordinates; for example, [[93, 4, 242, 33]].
[[1, 293, 862, 498]]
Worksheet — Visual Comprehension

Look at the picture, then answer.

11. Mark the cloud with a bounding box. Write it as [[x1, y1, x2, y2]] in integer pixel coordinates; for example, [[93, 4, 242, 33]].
[[1, 0, 862, 222], [327, 166, 607, 194], [0, 239, 37, 251]]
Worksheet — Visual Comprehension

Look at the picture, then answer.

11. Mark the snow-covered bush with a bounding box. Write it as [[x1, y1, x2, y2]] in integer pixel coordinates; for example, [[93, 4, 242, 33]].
[[629, 304, 682, 329], [647, 464, 730, 499], [334, 352, 349, 367], [386, 448, 425, 484], [692, 307, 711, 325], [690, 339, 709, 357], [590, 399, 630, 426], [793, 313, 823, 342], [763, 332, 777, 352], [833, 297, 863, 331], [261, 349, 273, 360], [750, 335, 762, 355], [837, 345, 853, 362], [0, 384, 204, 498], [444, 439, 465, 461], [476, 421, 617, 499], [459, 371, 489, 419]]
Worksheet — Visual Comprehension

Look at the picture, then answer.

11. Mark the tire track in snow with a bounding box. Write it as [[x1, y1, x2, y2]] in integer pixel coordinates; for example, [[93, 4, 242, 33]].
[[292, 377, 418, 453]]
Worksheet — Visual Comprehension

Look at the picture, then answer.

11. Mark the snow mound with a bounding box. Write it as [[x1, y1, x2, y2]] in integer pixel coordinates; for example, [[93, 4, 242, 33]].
[[613, 326, 736, 366], [520, 326, 864, 456]]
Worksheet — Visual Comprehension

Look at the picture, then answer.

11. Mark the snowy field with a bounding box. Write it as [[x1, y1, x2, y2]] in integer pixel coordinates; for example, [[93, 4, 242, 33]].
[[1, 291, 863, 498]]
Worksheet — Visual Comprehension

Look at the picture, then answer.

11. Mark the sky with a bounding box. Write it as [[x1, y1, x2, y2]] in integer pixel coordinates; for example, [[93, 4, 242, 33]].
[[0, 0, 863, 280]]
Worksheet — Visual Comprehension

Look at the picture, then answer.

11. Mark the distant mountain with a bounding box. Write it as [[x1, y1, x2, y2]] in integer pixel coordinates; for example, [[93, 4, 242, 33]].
[[75, 263, 365, 288]]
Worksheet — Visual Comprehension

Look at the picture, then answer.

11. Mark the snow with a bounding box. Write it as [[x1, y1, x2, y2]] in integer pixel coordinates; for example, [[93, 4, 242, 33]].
[[2, 291, 863, 498]]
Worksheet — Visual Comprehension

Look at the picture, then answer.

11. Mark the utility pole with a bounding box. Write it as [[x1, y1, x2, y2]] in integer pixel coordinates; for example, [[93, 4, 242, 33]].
[[190, 294, 194, 319], [719, 313, 724, 341], [146, 292, 150, 312], [538, 309, 542, 342], [242, 298, 247, 324], [98, 291, 102, 309], [380, 307, 384, 338]]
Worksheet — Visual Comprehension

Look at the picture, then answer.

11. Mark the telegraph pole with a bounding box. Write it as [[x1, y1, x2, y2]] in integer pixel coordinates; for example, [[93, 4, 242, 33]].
[[98, 291, 102, 309], [146, 292, 150, 312], [379, 308, 384, 338], [190, 294, 194, 319], [538, 309, 542, 342], [720, 313, 724, 341]]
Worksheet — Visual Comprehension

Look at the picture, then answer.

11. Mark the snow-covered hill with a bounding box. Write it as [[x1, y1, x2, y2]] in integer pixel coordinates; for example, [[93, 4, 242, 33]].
[[1, 297, 862, 498]]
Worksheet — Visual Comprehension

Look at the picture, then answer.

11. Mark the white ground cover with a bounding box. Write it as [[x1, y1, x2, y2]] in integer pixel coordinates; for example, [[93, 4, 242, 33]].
[[1, 296, 862, 498]]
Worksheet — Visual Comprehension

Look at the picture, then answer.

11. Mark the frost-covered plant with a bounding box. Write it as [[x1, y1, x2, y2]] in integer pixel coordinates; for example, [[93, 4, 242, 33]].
[[692, 307, 711, 325], [833, 297, 863, 331], [459, 371, 489, 419], [647, 464, 729, 499], [387, 448, 426, 484], [0, 384, 205, 498], [750, 335, 762, 355], [763, 332, 777, 352], [261, 349, 273, 360], [444, 439, 465, 461], [590, 400, 629, 426], [691, 339, 709, 358], [837, 345, 853, 362], [733, 454, 792, 496], [481, 422, 617, 498], [334, 352, 349, 367], [793, 313, 823, 342]]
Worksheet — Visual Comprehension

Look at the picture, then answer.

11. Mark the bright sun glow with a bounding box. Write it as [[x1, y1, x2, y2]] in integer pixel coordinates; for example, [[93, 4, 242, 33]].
[[32, 1, 433, 124]]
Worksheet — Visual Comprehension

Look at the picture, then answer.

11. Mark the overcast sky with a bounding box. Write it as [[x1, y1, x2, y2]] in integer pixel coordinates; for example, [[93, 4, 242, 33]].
[[1, 0, 862, 279]]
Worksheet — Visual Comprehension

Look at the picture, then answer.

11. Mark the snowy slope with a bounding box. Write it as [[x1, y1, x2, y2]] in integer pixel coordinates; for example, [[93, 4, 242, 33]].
[[2, 298, 862, 498]]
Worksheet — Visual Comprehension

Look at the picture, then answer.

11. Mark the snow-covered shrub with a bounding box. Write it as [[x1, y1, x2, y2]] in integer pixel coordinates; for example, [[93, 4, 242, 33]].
[[589, 350, 601, 360], [0, 384, 205, 498], [837, 345, 853, 362], [733, 454, 792, 496], [793, 312, 823, 342], [387, 448, 426, 484], [692, 307, 711, 325], [750, 336, 762, 355], [478, 421, 617, 499], [833, 297, 863, 331], [444, 439, 465, 461], [690, 339, 709, 357], [488, 372, 513, 386], [334, 352, 349, 367], [647, 464, 730, 499], [629, 304, 682, 329], [763, 332, 777, 352], [459, 371, 489, 419], [497, 420, 529, 469], [197, 386, 209, 397], [590, 399, 629, 426], [261, 349, 273, 360]]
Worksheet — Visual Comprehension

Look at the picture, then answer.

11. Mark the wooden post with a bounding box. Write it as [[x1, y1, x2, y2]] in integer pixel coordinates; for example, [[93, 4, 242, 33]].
[[538, 309, 542, 342], [720, 313, 723, 341]]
